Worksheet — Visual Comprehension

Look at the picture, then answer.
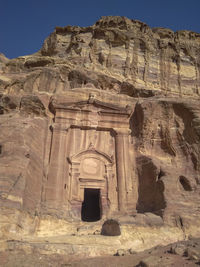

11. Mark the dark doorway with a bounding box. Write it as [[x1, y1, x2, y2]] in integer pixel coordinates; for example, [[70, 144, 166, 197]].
[[81, 188, 101, 222]]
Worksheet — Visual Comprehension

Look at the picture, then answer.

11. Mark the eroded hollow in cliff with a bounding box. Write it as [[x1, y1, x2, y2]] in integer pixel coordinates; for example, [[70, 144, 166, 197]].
[[81, 188, 101, 222], [179, 176, 192, 191], [136, 157, 166, 216]]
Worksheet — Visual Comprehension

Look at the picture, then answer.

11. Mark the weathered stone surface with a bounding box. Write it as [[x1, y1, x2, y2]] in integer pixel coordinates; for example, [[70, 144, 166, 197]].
[[1, 238, 200, 266], [185, 247, 200, 260], [0, 16, 200, 261], [101, 219, 121, 236], [169, 243, 186, 256]]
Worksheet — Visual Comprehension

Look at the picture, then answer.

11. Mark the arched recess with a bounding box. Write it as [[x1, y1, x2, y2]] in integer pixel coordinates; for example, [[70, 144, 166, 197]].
[[67, 147, 116, 218], [179, 176, 193, 191]]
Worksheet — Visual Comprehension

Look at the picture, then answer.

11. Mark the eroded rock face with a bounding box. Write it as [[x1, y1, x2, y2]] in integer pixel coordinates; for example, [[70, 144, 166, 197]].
[[1, 16, 200, 97], [0, 16, 200, 256]]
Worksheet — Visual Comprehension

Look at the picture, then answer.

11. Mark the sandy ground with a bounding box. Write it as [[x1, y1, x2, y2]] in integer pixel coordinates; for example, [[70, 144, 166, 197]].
[[1, 238, 200, 266]]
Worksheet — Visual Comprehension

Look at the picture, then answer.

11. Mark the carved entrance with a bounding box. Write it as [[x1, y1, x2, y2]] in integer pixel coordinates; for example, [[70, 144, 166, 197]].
[[81, 188, 101, 222]]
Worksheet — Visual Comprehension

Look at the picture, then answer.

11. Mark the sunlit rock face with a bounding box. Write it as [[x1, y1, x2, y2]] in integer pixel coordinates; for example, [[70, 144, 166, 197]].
[[0, 16, 200, 257], [1, 16, 200, 97]]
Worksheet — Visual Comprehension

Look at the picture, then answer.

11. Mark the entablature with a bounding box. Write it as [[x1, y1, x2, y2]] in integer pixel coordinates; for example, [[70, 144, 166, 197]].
[[50, 93, 133, 131]]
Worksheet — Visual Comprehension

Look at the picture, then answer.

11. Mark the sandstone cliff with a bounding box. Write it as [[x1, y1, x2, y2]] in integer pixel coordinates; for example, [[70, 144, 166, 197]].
[[1, 16, 200, 97], [0, 16, 200, 260]]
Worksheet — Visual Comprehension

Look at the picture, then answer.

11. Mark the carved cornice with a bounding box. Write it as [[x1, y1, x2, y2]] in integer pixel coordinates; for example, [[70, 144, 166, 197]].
[[50, 94, 133, 116]]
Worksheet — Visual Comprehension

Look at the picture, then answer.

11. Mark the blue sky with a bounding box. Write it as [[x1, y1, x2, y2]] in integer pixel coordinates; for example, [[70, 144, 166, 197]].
[[1, 0, 200, 59]]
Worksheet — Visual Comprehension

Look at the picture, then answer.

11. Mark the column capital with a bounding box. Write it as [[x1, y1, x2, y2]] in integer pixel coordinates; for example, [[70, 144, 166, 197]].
[[113, 128, 131, 136], [50, 123, 71, 132]]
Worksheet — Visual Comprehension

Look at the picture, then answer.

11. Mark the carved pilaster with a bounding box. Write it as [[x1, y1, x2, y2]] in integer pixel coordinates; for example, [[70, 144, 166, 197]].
[[114, 128, 131, 213], [45, 123, 70, 207]]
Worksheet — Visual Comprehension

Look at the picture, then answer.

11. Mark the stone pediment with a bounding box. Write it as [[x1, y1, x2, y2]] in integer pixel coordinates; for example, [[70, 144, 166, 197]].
[[68, 145, 114, 165]]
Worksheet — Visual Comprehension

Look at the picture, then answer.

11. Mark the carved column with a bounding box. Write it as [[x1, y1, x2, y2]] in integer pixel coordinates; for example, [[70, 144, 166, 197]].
[[107, 164, 118, 214], [45, 123, 69, 207], [114, 128, 130, 213]]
